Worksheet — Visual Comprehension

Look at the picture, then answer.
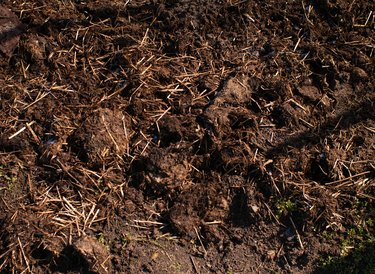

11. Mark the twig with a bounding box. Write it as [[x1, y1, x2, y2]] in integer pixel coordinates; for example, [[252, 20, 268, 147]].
[[17, 238, 30, 272], [263, 202, 285, 227], [194, 227, 207, 256], [289, 217, 304, 250], [325, 171, 372, 186], [8, 126, 26, 140], [190, 256, 200, 273], [202, 220, 222, 225], [133, 220, 165, 226], [155, 107, 172, 122], [8, 121, 35, 140], [25, 121, 40, 144], [23, 92, 50, 110]]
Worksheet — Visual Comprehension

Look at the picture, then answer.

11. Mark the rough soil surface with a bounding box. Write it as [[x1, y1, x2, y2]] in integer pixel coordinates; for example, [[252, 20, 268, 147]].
[[0, 0, 374, 273]]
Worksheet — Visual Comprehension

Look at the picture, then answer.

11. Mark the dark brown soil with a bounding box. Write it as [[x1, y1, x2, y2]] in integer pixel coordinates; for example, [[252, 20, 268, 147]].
[[0, 1, 374, 273]]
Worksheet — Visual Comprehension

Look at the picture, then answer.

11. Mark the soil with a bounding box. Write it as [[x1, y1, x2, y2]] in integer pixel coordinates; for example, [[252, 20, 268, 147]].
[[0, 0, 374, 273]]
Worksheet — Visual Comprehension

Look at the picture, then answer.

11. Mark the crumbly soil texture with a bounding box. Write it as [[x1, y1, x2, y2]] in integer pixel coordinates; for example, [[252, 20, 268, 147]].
[[0, 0, 374, 273]]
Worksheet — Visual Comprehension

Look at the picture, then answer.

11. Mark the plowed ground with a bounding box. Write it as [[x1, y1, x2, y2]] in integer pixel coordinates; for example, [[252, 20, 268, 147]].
[[0, 0, 374, 273]]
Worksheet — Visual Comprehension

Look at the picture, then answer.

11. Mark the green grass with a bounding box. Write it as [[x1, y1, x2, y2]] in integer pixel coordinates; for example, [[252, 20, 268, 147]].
[[0, 165, 16, 191], [317, 242, 375, 274], [275, 198, 295, 219], [317, 200, 375, 274]]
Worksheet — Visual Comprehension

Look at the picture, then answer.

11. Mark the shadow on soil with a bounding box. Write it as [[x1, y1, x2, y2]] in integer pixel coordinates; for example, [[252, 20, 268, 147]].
[[266, 98, 374, 159], [52, 246, 93, 274], [229, 187, 252, 227]]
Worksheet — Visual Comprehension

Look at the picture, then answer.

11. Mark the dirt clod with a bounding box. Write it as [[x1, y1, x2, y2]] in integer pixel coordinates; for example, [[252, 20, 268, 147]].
[[69, 108, 132, 168], [73, 236, 111, 273], [0, 5, 23, 57]]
